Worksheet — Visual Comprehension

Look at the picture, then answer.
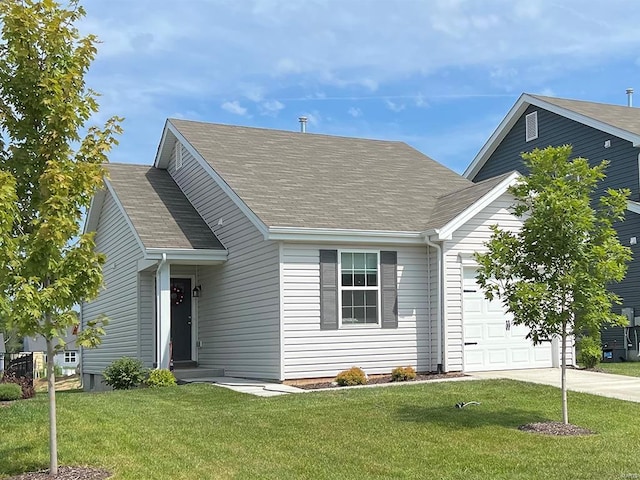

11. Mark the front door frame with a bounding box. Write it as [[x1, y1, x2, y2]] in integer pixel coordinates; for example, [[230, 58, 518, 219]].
[[170, 274, 198, 365]]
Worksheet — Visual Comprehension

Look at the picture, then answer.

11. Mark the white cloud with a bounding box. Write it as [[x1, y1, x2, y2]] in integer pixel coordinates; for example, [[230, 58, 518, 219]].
[[385, 100, 405, 113], [221, 101, 248, 116], [347, 107, 362, 117], [260, 100, 285, 116]]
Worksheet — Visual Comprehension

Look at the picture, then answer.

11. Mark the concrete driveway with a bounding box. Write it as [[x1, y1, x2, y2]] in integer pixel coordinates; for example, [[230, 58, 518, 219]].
[[472, 368, 640, 403]]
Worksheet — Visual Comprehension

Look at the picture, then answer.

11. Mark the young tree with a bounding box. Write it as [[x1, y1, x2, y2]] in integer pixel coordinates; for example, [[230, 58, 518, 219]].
[[0, 0, 121, 475], [475, 145, 631, 425]]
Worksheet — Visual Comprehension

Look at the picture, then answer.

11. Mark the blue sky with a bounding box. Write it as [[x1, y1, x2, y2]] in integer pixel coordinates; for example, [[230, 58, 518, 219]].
[[80, 0, 640, 174]]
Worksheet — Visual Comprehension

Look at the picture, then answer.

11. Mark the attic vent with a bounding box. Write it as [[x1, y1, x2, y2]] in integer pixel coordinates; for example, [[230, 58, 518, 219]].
[[525, 111, 538, 142], [175, 142, 183, 171]]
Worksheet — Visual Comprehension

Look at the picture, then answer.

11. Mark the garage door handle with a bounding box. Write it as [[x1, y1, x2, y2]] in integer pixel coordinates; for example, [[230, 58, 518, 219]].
[[464, 342, 478, 346]]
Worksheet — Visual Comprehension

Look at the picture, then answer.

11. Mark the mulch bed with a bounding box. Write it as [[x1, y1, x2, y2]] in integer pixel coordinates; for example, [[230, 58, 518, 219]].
[[518, 422, 594, 436], [295, 372, 466, 389], [5, 467, 111, 480]]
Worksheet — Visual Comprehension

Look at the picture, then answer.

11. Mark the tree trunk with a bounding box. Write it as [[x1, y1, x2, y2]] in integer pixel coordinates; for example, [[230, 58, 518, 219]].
[[561, 322, 568, 424], [46, 336, 58, 476]]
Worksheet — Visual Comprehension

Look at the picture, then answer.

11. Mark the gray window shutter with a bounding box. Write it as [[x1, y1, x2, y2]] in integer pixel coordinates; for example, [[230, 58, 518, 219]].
[[320, 250, 339, 330], [380, 251, 398, 329]]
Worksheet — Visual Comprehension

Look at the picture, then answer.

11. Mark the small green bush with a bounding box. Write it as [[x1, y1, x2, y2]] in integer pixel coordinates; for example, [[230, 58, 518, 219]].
[[1, 373, 35, 399], [103, 357, 148, 390], [577, 335, 602, 369], [335, 367, 367, 386], [146, 369, 177, 388], [0, 383, 22, 401], [391, 366, 417, 381]]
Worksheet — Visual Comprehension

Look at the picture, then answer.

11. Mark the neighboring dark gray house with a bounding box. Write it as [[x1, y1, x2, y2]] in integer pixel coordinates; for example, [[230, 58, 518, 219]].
[[464, 93, 640, 361], [81, 119, 574, 390]]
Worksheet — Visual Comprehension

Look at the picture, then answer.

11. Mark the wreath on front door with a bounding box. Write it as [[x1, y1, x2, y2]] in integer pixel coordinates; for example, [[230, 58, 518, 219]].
[[171, 285, 185, 305]]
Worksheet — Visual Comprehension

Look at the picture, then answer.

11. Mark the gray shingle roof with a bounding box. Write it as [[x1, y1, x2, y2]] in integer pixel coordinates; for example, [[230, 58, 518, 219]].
[[106, 164, 224, 250], [170, 119, 474, 232], [428, 172, 515, 230], [530, 94, 640, 136]]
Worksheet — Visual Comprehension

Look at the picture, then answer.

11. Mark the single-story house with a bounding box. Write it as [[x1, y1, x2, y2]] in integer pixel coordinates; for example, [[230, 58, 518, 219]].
[[80, 120, 573, 390], [23, 328, 80, 377]]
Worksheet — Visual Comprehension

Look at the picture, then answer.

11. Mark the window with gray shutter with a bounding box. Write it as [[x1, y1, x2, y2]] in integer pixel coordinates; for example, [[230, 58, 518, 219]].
[[319, 250, 339, 330], [380, 251, 398, 328]]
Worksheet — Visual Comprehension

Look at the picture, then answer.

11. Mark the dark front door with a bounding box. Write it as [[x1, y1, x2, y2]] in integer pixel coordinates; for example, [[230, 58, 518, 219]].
[[170, 278, 192, 362]]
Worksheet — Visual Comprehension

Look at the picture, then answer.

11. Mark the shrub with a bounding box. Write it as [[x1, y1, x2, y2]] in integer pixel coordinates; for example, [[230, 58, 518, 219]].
[[0, 383, 22, 401], [1, 372, 35, 399], [335, 367, 367, 386], [391, 366, 417, 382], [103, 357, 148, 390], [577, 335, 602, 369], [146, 369, 177, 388]]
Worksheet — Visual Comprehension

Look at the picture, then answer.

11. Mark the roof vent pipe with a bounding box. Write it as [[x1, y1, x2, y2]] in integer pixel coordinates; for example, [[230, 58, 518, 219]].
[[627, 88, 634, 107], [298, 116, 308, 133]]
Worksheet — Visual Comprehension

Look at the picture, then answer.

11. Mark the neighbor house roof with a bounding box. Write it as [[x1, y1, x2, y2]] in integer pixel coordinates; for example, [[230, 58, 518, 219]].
[[464, 93, 640, 179], [166, 119, 474, 232], [105, 164, 225, 250]]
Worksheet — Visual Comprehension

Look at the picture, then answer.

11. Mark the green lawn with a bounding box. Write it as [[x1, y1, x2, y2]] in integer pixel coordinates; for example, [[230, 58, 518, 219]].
[[596, 361, 640, 377], [2, 380, 640, 479]]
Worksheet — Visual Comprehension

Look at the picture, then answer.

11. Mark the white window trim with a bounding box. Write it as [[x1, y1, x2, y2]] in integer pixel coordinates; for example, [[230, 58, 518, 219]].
[[175, 142, 183, 171], [525, 111, 538, 142], [338, 249, 381, 328], [64, 351, 77, 363]]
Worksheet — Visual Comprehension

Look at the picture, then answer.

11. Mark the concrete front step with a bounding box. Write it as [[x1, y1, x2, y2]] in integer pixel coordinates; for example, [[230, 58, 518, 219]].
[[173, 367, 224, 380]]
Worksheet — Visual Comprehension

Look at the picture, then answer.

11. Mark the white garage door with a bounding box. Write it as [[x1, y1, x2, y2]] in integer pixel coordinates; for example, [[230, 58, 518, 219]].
[[463, 268, 553, 372]]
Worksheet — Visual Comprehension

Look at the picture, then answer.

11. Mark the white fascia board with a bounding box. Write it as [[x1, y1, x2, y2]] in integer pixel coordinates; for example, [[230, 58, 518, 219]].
[[464, 93, 640, 179], [153, 119, 173, 169], [83, 187, 107, 234], [145, 248, 228, 264], [627, 200, 640, 214], [161, 121, 270, 239], [103, 180, 147, 255], [267, 226, 424, 245], [431, 171, 520, 241]]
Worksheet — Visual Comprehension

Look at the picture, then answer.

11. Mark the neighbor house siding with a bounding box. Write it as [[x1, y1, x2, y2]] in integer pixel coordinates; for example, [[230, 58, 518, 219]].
[[168, 142, 281, 379], [82, 192, 143, 374], [281, 243, 432, 379], [472, 104, 640, 357], [442, 192, 574, 371]]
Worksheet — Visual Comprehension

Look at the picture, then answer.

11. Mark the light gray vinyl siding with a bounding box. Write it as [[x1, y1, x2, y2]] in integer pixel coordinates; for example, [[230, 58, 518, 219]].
[[443, 192, 574, 371], [139, 272, 154, 367], [281, 243, 431, 379], [82, 192, 143, 374], [168, 143, 280, 380]]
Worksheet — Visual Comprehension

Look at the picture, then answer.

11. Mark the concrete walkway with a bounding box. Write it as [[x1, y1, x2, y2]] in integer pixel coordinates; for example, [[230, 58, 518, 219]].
[[182, 376, 305, 397], [472, 368, 640, 403]]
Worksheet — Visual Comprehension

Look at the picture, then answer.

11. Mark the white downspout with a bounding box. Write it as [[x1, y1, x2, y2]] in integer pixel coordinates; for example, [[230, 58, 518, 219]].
[[425, 238, 444, 372], [155, 253, 167, 369]]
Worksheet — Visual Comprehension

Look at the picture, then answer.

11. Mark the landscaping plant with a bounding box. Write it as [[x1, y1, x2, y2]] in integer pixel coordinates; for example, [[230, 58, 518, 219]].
[[0, 382, 22, 401], [391, 366, 417, 381], [146, 369, 177, 388], [103, 357, 148, 390], [0, 0, 121, 473], [577, 334, 602, 369], [475, 145, 631, 424], [335, 367, 367, 386]]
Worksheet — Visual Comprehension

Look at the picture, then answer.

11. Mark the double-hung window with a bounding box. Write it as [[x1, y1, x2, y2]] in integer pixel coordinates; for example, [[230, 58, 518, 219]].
[[64, 351, 77, 363], [340, 251, 379, 325]]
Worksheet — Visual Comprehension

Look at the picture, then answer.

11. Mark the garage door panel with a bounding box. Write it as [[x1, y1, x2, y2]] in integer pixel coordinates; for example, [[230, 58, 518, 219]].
[[463, 267, 553, 372]]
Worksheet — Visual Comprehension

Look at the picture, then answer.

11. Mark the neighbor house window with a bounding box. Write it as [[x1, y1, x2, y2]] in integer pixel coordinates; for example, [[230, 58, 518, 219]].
[[64, 351, 77, 363], [339, 252, 379, 325]]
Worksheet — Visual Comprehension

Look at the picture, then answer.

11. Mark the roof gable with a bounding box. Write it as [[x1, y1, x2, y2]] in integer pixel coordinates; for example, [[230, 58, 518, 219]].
[[104, 164, 224, 250], [464, 93, 640, 179], [163, 119, 473, 232]]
